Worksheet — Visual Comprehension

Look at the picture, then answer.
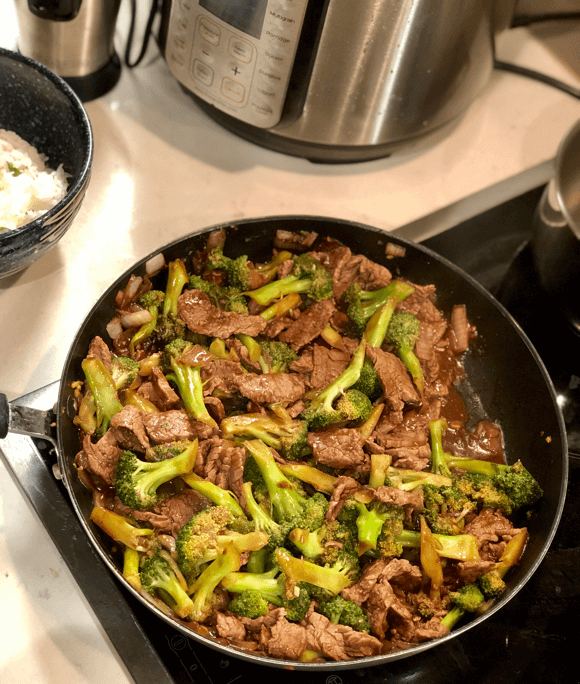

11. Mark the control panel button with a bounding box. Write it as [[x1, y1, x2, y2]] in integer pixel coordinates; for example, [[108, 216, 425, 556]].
[[221, 78, 246, 104], [228, 37, 254, 64], [199, 17, 221, 46], [192, 59, 214, 86]]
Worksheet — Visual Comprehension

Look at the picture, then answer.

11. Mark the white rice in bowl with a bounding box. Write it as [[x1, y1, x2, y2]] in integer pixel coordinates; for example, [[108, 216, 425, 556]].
[[0, 128, 69, 232]]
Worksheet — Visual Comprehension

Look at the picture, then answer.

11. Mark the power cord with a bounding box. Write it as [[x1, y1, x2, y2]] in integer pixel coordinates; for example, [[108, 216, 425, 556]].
[[124, 0, 160, 69], [494, 12, 580, 100]]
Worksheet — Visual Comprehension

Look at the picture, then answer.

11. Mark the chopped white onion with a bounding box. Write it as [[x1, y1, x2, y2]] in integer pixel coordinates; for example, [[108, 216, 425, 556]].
[[105, 317, 123, 340], [146, 252, 166, 277], [124, 275, 143, 301], [120, 309, 154, 329]]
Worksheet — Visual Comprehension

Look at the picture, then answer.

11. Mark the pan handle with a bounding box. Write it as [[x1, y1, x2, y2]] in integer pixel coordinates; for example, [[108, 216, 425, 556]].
[[0, 392, 58, 444]]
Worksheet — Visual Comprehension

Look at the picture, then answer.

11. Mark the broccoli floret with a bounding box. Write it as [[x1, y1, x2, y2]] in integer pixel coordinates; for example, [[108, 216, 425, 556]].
[[335, 389, 373, 423], [140, 551, 194, 618], [421, 483, 475, 535], [355, 500, 404, 555], [222, 566, 312, 622], [246, 253, 333, 306], [221, 411, 308, 461], [228, 589, 270, 618], [147, 439, 196, 461], [452, 459, 543, 513], [139, 289, 165, 310], [90, 506, 156, 553], [344, 280, 415, 337], [375, 506, 406, 558], [110, 356, 140, 391], [206, 247, 293, 292], [188, 274, 249, 314], [385, 311, 424, 394], [289, 518, 358, 570], [81, 357, 124, 437], [477, 568, 506, 598], [175, 505, 268, 579], [301, 339, 367, 429], [145, 259, 190, 349], [440, 583, 485, 630], [257, 340, 299, 374], [317, 595, 370, 632], [161, 338, 218, 429], [115, 442, 197, 510]]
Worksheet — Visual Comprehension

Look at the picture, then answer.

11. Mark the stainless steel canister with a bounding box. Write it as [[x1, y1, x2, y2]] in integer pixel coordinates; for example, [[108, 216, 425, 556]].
[[531, 119, 580, 335]]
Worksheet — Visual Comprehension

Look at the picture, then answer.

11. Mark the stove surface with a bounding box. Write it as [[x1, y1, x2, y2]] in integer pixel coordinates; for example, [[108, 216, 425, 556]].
[[1, 186, 577, 684]]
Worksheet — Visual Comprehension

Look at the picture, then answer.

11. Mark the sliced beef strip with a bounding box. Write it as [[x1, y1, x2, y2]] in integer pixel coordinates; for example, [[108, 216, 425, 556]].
[[311, 243, 353, 299], [310, 344, 350, 390], [143, 410, 215, 443], [86, 335, 112, 371], [387, 601, 416, 643], [279, 299, 336, 351], [454, 561, 496, 585], [326, 475, 364, 521], [415, 319, 449, 362], [201, 359, 246, 397], [289, 346, 314, 374], [112, 497, 173, 533], [373, 485, 423, 517], [464, 509, 523, 562], [372, 440, 431, 471], [308, 428, 368, 470], [273, 229, 318, 252], [342, 558, 422, 605], [304, 612, 383, 661], [264, 316, 295, 339], [366, 346, 421, 410], [110, 404, 150, 452], [414, 618, 450, 643], [259, 611, 308, 661], [332, 253, 392, 298], [178, 289, 267, 338], [137, 366, 180, 411], [154, 488, 212, 536], [365, 578, 398, 639], [233, 373, 307, 405], [201, 437, 247, 496], [75, 431, 123, 488], [215, 612, 247, 641]]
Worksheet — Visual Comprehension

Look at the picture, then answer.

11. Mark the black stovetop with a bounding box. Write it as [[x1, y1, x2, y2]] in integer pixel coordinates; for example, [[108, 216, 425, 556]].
[[1, 186, 578, 684]]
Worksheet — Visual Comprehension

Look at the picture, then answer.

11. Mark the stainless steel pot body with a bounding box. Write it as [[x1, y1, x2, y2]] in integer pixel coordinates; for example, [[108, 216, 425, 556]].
[[0, 217, 568, 670], [531, 119, 580, 335], [162, 0, 516, 161]]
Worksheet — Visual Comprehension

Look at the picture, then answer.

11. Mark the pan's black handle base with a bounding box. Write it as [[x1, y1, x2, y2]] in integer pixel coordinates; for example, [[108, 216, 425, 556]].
[[0, 393, 8, 439]]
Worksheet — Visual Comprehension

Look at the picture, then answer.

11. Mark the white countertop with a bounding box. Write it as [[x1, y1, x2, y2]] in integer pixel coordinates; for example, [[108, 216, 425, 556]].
[[1, 2, 580, 682]]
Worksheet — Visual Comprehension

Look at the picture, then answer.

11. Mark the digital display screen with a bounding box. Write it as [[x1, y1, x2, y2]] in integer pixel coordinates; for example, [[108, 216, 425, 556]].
[[200, 0, 268, 39]]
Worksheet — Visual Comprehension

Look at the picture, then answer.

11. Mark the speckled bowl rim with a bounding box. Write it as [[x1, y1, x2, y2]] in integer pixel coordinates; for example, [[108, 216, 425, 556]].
[[0, 46, 94, 241]]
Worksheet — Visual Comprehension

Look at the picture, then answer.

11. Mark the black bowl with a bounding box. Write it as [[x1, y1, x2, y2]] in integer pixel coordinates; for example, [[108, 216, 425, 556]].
[[0, 47, 93, 278]]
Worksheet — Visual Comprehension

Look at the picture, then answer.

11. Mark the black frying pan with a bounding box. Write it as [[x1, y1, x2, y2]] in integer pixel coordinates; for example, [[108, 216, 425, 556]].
[[0, 216, 569, 670]]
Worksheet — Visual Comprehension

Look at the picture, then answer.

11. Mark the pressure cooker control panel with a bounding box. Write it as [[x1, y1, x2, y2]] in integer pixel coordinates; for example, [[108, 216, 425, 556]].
[[165, 0, 309, 128]]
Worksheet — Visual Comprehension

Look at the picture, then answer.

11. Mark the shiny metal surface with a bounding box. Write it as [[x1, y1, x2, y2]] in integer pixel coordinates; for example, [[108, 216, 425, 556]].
[[274, 0, 514, 147], [14, 0, 121, 77], [164, 0, 517, 159], [532, 118, 580, 334]]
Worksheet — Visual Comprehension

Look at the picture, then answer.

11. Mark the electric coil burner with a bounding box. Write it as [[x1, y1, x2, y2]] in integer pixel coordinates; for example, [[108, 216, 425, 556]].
[[1, 187, 577, 684]]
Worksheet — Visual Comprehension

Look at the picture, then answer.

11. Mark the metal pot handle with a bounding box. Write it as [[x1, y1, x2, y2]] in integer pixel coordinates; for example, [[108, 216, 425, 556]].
[[0, 392, 58, 444]]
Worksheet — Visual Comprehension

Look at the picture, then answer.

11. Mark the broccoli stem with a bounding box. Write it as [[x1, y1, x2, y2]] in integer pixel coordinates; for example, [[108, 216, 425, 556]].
[[123, 547, 142, 591], [90, 507, 155, 552], [123, 389, 160, 414], [359, 403, 385, 441], [289, 528, 325, 559], [189, 543, 241, 621], [420, 515, 444, 599], [278, 462, 337, 496], [275, 548, 352, 594], [242, 481, 281, 536], [81, 357, 124, 436], [397, 529, 481, 562], [169, 358, 218, 429], [247, 275, 313, 306], [259, 292, 302, 321], [368, 452, 392, 489], [182, 472, 246, 518], [244, 440, 306, 521], [163, 258, 189, 317], [356, 502, 391, 554], [221, 567, 284, 605], [429, 419, 453, 478]]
